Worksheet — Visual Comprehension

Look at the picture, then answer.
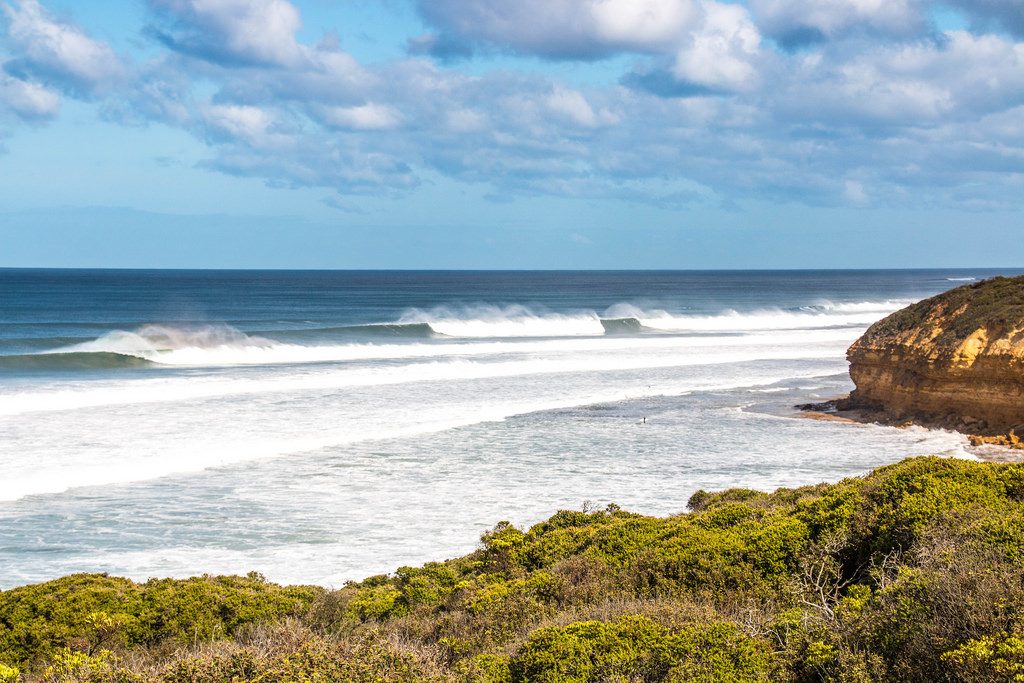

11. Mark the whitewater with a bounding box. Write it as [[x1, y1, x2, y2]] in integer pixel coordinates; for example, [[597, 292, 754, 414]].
[[0, 269, 1016, 588]]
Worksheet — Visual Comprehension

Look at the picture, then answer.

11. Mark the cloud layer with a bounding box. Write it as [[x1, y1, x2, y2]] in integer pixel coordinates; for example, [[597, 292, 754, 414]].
[[0, 0, 1022, 212]]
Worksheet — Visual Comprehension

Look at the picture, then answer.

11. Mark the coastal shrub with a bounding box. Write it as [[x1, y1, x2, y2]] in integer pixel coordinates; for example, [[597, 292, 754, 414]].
[[160, 635, 439, 683], [544, 555, 618, 607], [0, 576, 144, 669], [41, 649, 114, 683], [13, 457, 1024, 682], [346, 583, 405, 622], [627, 510, 807, 598], [687, 488, 767, 512], [454, 654, 511, 683], [135, 574, 322, 644], [942, 632, 1024, 682], [458, 571, 557, 646], [0, 574, 322, 670], [506, 615, 774, 682], [850, 544, 1024, 681], [508, 507, 664, 572], [394, 562, 462, 610]]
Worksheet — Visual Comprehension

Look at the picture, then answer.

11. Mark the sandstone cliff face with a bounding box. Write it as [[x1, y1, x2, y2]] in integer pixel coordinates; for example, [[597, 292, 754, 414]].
[[846, 276, 1024, 434]]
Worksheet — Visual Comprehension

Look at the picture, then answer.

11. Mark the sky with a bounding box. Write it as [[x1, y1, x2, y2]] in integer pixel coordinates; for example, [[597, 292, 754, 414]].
[[0, 0, 1022, 269]]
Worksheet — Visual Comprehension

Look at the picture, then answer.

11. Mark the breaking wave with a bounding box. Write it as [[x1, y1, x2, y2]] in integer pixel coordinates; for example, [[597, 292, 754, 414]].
[[278, 323, 436, 340], [0, 351, 154, 371], [399, 305, 605, 337], [602, 300, 911, 333], [10, 299, 911, 370]]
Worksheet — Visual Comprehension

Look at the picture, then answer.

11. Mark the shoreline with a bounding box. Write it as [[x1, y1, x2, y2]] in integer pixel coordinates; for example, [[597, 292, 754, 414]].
[[795, 395, 1024, 462]]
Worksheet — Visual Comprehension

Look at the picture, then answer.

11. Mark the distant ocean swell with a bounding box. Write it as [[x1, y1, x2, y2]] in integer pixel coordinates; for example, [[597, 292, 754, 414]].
[[5, 300, 911, 371], [0, 351, 155, 370]]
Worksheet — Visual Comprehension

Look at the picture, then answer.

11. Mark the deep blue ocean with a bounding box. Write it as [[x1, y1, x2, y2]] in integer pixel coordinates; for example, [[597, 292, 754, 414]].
[[0, 268, 1019, 587]]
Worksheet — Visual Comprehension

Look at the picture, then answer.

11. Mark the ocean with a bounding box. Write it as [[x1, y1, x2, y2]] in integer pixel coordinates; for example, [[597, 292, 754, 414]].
[[0, 269, 1018, 589]]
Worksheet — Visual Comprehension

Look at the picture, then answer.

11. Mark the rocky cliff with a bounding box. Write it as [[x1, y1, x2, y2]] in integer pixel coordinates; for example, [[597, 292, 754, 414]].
[[844, 276, 1024, 436]]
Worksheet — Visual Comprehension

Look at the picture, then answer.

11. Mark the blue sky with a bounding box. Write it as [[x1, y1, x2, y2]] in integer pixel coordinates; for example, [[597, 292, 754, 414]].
[[0, 0, 1022, 268]]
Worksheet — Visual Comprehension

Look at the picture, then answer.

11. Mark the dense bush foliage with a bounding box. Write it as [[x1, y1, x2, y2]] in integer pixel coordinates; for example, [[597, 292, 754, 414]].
[[5, 456, 1024, 681], [0, 573, 321, 671]]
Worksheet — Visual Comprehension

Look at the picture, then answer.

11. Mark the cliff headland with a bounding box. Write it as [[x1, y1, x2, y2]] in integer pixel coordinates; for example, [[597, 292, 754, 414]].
[[805, 276, 1024, 449]]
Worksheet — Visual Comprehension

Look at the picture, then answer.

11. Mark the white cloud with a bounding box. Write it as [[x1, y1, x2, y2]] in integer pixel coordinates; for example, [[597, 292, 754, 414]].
[[843, 179, 868, 203], [1, 0, 124, 93], [671, 2, 762, 91], [0, 73, 58, 119], [0, 0, 1009, 213], [417, 0, 707, 59], [774, 31, 1024, 126], [320, 102, 402, 131], [202, 103, 292, 148], [147, 20, 1023, 209], [588, 0, 701, 49], [149, 0, 306, 67], [417, 0, 766, 93], [749, 0, 924, 46], [546, 86, 619, 127]]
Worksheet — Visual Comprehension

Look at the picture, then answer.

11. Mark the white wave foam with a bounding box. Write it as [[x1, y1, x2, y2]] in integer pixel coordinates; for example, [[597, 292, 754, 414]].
[[0, 414, 493, 502], [401, 301, 912, 338], [57, 324, 278, 362], [400, 305, 604, 337], [0, 368, 841, 503], [805, 300, 915, 314], [36, 323, 861, 369], [32, 298, 908, 371], [0, 340, 851, 417], [37, 297, 911, 366], [603, 300, 910, 333]]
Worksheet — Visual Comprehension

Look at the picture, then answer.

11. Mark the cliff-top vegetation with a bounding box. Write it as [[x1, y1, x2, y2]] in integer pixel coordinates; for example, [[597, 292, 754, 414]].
[[5, 456, 1024, 682], [860, 275, 1024, 350]]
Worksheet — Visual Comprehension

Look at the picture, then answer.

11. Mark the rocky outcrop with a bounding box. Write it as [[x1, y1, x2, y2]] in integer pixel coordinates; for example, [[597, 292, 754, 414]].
[[844, 276, 1024, 435]]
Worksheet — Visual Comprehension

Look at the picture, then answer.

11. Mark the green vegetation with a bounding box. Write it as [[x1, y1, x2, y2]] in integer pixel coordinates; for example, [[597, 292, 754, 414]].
[[6, 456, 1024, 681], [862, 274, 1024, 346], [0, 573, 321, 672]]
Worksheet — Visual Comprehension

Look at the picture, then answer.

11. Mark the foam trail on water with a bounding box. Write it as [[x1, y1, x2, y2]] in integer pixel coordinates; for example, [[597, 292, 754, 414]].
[[0, 340, 852, 416], [30, 298, 912, 368], [805, 300, 915, 314], [33, 324, 862, 369], [53, 324, 277, 363], [400, 305, 605, 337], [603, 300, 911, 333], [0, 370, 839, 502], [0, 415, 491, 502]]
